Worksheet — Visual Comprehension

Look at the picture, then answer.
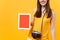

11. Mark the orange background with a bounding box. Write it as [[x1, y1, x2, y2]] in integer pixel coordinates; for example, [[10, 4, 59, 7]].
[[0, 0, 60, 40]]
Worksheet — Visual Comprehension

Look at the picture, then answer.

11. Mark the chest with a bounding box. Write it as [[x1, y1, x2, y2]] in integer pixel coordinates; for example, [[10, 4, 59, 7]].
[[34, 14, 51, 24]]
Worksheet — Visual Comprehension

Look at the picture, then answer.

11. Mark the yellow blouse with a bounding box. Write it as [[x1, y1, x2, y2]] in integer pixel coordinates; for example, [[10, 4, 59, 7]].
[[29, 13, 52, 40]]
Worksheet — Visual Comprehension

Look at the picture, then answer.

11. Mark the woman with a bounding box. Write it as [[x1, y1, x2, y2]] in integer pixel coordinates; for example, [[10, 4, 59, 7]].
[[27, 0, 56, 40]]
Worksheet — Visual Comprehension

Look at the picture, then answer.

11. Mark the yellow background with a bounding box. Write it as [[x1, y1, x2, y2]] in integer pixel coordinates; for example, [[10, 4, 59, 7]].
[[0, 0, 60, 40]]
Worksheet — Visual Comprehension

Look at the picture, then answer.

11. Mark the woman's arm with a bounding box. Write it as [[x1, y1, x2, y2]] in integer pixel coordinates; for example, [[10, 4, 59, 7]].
[[27, 8, 36, 40], [28, 8, 37, 35], [50, 11, 56, 40], [27, 16, 34, 40]]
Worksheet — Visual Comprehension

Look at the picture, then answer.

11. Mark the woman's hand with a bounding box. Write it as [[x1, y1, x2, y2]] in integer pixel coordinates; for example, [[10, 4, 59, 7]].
[[27, 37, 31, 40]]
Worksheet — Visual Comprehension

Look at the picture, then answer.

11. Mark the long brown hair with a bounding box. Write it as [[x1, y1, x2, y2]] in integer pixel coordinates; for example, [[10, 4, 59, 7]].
[[34, 0, 52, 18]]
